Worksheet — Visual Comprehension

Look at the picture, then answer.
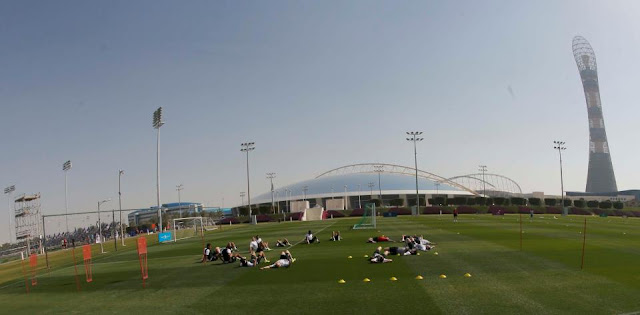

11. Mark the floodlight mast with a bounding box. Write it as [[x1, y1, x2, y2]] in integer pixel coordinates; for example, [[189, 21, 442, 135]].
[[479, 165, 488, 197], [240, 142, 255, 216], [153, 107, 164, 231], [356, 184, 362, 209], [406, 131, 424, 215], [267, 172, 276, 213], [4, 185, 16, 243], [374, 165, 384, 202], [554, 141, 567, 213], [368, 182, 375, 197], [63, 160, 72, 235], [118, 170, 125, 246], [176, 184, 184, 218]]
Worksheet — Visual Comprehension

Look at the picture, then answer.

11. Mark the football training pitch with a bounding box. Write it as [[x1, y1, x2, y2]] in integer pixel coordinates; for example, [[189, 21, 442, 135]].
[[1, 214, 639, 314]]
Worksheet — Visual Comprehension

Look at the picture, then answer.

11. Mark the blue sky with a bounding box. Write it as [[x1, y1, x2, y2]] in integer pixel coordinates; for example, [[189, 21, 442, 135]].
[[2, 1, 640, 242]]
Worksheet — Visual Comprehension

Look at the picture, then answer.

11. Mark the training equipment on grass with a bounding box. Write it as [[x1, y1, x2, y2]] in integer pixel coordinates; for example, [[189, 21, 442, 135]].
[[363, 278, 370, 282], [29, 253, 38, 286], [82, 245, 93, 282], [390, 277, 397, 281], [464, 273, 472, 278], [137, 237, 149, 288], [439, 274, 447, 279], [173, 217, 206, 242], [434, 252, 438, 255], [338, 279, 346, 284], [347, 256, 352, 259], [415, 275, 424, 280], [352, 203, 376, 229]]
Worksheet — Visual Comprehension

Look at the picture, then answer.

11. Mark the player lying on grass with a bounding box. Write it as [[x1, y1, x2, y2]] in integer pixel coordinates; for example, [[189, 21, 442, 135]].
[[238, 250, 269, 267], [221, 243, 239, 263], [330, 231, 341, 241], [260, 250, 296, 269], [369, 248, 393, 263], [304, 230, 319, 244], [402, 235, 436, 250], [275, 238, 291, 247], [382, 246, 418, 256], [366, 235, 394, 243]]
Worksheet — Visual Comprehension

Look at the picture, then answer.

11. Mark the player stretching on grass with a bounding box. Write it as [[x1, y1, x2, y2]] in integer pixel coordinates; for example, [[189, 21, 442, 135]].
[[304, 230, 319, 244], [260, 250, 295, 269], [275, 239, 291, 247]]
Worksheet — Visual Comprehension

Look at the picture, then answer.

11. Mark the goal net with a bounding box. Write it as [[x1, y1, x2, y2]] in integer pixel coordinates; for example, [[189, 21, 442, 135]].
[[353, 203, 376, 229], [172, 217, 204, 242], [202, 217, 218, 231]]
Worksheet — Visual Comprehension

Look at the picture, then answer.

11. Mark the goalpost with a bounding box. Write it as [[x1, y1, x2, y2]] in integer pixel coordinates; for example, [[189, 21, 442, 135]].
[[353, 203, 376, 229], [172, 217, 205, 242]]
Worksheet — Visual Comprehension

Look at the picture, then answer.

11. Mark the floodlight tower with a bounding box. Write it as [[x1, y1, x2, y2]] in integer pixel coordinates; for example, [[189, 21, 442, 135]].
[[4, 185, 16, 243], [572, 36, 618, 192], [152, 107, 165, 231], [374, 165, 384, 201], [176, 184, 184, 218], [368, 182, 375, 197], [553, 141, 567, 210], [478, 165, 487, 197], [266, 172, 276, 213], [302, 186, 308, 201], [406, 131, 424, 215], [118, 169, 125, 246], [63, 160, 72, 234], [240, 142, 255, 216], [240, 192, 245, 206]]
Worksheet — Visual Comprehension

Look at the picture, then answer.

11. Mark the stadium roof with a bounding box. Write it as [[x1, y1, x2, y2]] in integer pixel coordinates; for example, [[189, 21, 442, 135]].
[[252, 172, 474, 205]]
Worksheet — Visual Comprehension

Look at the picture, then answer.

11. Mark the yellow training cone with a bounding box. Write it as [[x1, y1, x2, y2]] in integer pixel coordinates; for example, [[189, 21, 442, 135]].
[[417, 253, 421, 256], [364, 255, 368, 258], [434, 252, 439, 256], [390, 277, 398, 281], [439, 274, 447, 279], [338, 279, 346, 284], [464, 273, 472, 278], [415, 275, 424, 280], [363, 278, 371, 282], [348, 256, 352, 259]]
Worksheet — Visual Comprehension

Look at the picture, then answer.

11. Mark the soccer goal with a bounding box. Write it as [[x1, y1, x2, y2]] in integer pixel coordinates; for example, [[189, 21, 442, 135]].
[[172, 217, 204, 242], [202, 217, 218, 231], [353, 203, 376, 229]]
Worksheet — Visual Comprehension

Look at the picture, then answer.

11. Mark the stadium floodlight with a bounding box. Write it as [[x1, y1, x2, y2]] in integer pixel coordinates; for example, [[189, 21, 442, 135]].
[[4, 185, 16, 243], [152, 107, 165, 231], [344, 185, 348, 210], [435, 182, 440, 204], [267, 172, 276, 213], [302, 186, 308, 201], [284, 189, 290, 213], [62, 160, 72, 235], [240, 191, 245, 206], [97, 199, 111, 254], [406, 131, 424, 215], [553, 141, 567, 214], [176, 184, 184, 218], [118, 170, 125, 247], [241, 142, 256, 216], [478, 165, 488, 197], [368, 182, 375, 197], [356, 184, 362, 209], [374, 165, 384, 201]]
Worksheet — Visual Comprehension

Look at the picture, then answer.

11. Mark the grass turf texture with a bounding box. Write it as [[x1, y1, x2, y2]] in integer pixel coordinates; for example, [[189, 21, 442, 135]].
[[1, 215, 639, 314]]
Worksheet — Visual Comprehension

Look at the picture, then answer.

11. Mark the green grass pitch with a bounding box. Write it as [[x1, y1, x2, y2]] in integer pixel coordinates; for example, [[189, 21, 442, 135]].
[[1, 214, 639, 314]]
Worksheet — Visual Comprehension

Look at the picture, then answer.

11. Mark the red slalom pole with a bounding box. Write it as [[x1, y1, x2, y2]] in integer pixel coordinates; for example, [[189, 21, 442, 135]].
[[580, 217, 587, 270], [519, 213, 523, 251]]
